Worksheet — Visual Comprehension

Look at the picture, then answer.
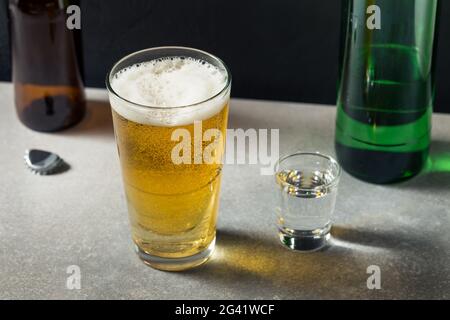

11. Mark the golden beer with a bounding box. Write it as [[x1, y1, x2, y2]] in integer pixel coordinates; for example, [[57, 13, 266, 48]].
[[107, 47, 231, 271]]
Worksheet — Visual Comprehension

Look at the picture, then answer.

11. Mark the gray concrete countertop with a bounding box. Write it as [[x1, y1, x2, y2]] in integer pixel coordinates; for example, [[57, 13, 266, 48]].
[[0, 82, 449, 299]]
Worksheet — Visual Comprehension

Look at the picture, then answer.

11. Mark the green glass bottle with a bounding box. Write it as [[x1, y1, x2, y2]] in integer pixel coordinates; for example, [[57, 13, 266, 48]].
[[336, 0, 439, 184]]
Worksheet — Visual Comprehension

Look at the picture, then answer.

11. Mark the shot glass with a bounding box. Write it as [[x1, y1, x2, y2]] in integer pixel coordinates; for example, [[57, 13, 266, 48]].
[[274, 152, 341, 251]]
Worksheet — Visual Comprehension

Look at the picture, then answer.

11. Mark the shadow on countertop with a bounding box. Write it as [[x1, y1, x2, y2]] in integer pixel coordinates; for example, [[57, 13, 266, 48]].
[[180, 227, 448, 299], [62, 100, 114, 138]]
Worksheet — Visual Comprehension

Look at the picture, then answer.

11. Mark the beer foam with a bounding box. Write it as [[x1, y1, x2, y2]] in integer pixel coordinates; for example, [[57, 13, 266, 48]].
[[109, 57, 229, 126]]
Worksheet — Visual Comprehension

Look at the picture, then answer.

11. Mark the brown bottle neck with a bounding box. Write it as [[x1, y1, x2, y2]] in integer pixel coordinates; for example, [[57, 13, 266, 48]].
[[11, 0, 68, 15]]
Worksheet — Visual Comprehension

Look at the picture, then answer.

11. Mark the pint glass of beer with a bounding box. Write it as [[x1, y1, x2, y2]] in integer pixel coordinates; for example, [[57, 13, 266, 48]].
[[106, 47, 231, 271]]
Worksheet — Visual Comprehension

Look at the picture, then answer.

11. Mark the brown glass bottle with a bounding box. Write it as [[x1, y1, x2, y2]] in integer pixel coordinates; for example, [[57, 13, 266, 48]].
[[9, 0, 85, 132]]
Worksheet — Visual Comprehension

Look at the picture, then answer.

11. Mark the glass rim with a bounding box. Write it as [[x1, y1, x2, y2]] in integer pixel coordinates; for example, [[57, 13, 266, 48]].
[[275, 151, 342, 190], [105, 46, 232, 110]]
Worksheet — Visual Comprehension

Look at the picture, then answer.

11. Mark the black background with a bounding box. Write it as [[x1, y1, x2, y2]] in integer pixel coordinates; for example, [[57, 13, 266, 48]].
[[1, 0, 449, 113]]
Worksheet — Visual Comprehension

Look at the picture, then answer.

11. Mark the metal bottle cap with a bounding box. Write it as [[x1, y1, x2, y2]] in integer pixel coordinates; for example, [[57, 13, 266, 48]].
[[24, 149, 65, 175]]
